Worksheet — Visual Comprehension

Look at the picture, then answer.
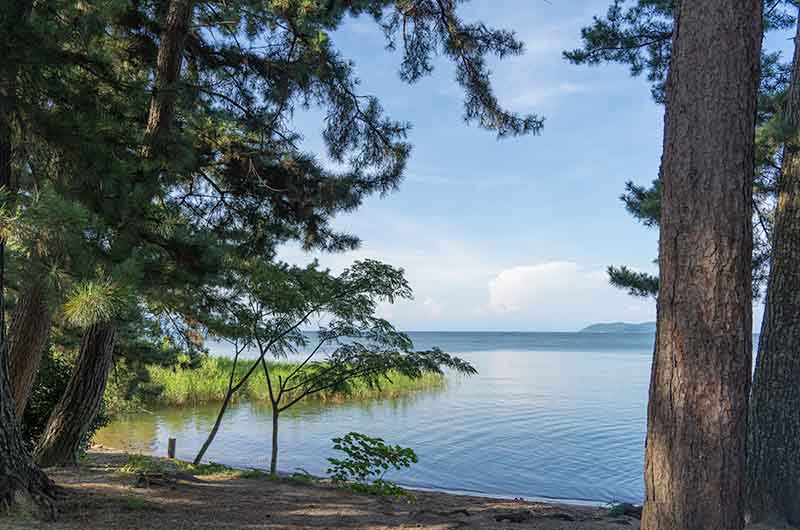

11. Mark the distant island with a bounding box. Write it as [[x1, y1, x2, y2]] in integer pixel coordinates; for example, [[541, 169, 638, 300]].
[[579, 321, 657, 334]]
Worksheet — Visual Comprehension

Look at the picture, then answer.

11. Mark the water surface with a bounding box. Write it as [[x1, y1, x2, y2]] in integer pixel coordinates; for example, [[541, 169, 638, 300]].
[[96, 332, 654, 503]]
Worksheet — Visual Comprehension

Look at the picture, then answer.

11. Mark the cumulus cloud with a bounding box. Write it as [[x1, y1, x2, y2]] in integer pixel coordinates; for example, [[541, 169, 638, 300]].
[[278, 210, 658, 330], [489, 262, 583, 313], [486, 261, 655, 329]]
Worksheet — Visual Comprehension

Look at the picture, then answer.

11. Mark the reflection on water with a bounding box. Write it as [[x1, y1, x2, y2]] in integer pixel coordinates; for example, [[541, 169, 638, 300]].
[[96, 387, 445, 460], [97, 332, 654, 503]]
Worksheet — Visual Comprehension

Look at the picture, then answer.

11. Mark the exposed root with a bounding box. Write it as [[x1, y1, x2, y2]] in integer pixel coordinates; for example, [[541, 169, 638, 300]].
[[0, 467, 57, 521]]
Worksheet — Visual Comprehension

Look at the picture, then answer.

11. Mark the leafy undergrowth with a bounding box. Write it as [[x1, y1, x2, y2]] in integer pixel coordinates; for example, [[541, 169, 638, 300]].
[[327, 432, 418, 500]]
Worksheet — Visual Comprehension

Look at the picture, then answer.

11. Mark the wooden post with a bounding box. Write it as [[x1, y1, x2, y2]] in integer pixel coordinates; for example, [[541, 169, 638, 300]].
[[167, 437, 176, 459]]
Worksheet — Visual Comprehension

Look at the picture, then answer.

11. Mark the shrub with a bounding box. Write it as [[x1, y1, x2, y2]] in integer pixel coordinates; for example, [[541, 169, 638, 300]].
[[326, 432, 418, 497]]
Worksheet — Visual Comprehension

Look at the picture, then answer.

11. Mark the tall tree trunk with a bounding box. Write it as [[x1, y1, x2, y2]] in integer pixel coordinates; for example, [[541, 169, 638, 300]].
[[193, 389, 234, 465], [0, 109, 53, 521], [0, 342, 55, 519], [746, 13, 800, 527], [33, 323, 116, 467], [0, 0, 55, 517], [8, 280, 52, 418], [641, 2, 762, 530]]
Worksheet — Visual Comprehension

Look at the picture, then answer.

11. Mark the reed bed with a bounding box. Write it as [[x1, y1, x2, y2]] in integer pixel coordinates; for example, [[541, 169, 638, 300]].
[[145, 356, 445, 407]]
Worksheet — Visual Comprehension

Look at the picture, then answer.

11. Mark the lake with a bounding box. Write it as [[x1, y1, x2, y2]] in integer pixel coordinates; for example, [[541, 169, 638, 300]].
[[95, 332, 655, 504]]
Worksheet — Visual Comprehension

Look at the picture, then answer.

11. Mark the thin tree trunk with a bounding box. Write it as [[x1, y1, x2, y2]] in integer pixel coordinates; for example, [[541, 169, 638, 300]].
[[641, 1, 762, 530], [746, 13, 800, 526], [8, 280, 52, 418], [270, 408, 279, 475], [193, 390, 234, 465], [34, 323, 116, 467], [193, 347, 243, 465]]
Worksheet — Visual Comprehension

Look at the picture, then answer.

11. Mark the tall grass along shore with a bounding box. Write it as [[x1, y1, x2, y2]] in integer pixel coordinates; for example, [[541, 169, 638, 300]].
[[140, 356, 446, 407]]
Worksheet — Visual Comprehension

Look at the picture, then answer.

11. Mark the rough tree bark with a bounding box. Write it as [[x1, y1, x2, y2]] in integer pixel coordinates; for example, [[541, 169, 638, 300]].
[[33, 323, 116, 467], [142, 0, 194, 157], [0, 110, 54, 520], [8, 280, 52, 418], [746, 13, 800, 527], [641, 2, 762, 530], [0, 343, 55, 519], [0, 0, 56, 518]]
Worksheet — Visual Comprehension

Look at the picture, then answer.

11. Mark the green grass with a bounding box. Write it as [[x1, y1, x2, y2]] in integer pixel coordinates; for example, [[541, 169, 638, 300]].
[[120, 453, 266, 479], [121, 497, 148, 510], [285, 468, 317, 484], [143, 356, 445, 407]]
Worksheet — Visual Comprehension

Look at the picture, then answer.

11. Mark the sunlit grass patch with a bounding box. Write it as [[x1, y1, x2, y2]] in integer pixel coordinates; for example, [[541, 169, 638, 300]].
[[144, 356, 445, 407], [119, 453, 266, 479]]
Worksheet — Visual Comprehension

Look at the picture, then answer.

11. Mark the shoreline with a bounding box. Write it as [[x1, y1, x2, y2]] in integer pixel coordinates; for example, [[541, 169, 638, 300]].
[[93, 440, 627, 509], [5, 448, 643, 530], [401, 484, 611, 508]]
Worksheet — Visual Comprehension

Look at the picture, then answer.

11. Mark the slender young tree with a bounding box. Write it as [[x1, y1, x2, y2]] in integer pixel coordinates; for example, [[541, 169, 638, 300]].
[[641, 2, 762, 530], [747, 10, 800, 525], [190, 259, 476, 473]]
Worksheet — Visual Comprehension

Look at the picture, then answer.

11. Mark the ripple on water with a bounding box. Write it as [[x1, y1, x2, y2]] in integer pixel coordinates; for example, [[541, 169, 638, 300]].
[[96, 337, 652, 504]]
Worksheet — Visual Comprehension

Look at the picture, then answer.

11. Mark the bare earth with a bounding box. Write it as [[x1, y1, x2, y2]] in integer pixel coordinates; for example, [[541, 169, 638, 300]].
[[1, 449, 640, 530]]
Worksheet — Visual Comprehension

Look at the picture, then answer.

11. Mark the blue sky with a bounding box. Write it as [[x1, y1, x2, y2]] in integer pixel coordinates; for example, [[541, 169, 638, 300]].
[[279, 1, 785, 332]]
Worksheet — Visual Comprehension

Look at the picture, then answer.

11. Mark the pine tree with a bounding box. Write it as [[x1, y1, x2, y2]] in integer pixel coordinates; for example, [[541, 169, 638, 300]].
[[641, 2, 762, 528], [0, 0, 55, 516], [568, 2, 800, 524], [566, 0, 790, 299], [34, 0, 197, 467], [1, 0, 543, 510], [746, 8, 800, 524]]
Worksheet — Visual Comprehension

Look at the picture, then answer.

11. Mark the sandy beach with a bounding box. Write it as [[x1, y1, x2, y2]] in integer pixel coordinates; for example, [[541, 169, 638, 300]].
[[1, 448, 641, 530]]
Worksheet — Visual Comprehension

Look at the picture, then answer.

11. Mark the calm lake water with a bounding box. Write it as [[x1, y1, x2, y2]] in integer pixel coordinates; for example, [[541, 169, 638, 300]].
[[96, 332, 656, 504]]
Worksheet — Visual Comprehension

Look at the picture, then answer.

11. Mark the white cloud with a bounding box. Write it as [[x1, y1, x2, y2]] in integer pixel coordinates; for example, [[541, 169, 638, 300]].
[[489, 262, 582, 313], [509, 81, 589, 110], [489, 261, 597, 313], [277, 206, 658, 331], [486, 261, 655, 329], [422, 298, 444, 319]]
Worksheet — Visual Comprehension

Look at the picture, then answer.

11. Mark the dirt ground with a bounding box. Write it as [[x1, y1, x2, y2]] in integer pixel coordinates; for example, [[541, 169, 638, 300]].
[[1, 449, 640, 530]]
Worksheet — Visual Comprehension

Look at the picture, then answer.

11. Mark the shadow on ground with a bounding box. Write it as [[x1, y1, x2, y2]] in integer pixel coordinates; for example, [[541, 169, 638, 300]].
[[0, 450, 641, 530]]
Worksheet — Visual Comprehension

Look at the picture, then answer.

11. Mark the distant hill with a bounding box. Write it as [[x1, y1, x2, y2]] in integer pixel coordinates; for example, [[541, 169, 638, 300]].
[[579, 321, 656, 334]]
